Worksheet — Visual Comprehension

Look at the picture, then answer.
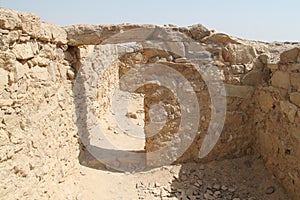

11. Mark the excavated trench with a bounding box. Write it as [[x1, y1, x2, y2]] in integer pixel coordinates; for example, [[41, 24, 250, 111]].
[[1, 8, 300, 200], [72, 39, 293, 200]]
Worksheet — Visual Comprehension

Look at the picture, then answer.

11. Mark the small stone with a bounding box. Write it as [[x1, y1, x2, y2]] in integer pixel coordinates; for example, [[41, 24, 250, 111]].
[[126, 112, 137, 119], [228, 187, 235, 193], [193, 189, 200, 196], [174, 57, 188, 63], [206, 189, 213, 195], [213, 184, 221, 190], [265, 186, 275, 194], [158, 58, 167, 62], [233, 198, 241, 200], [79, 171, 86, 176], [221, 185, 228, 191], [203, 193, 213, 200], [67, 69, 75, 79], [214, 191, 221, 197], [180, 174, 188, 181], [167, 55, 173, 61]]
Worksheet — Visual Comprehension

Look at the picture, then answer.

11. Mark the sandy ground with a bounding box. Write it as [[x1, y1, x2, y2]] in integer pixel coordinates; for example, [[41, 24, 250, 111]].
[[59, 155, 290, 200]]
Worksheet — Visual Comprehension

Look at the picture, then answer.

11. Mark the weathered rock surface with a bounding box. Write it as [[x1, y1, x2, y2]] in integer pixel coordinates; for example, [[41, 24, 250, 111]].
[[271, 71, 290, 89], [280, 47, 299, 64], [222, 44, 257, 64]]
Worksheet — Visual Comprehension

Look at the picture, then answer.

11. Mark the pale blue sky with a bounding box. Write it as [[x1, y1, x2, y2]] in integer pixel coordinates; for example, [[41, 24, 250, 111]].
[[1, 0, 299, 42]]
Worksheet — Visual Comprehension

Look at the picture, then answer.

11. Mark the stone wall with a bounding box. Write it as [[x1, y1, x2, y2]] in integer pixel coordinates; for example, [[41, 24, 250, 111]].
[[254, 48, 300, 199], [0, 8, 78, 199], [1, 7, 300, 199]]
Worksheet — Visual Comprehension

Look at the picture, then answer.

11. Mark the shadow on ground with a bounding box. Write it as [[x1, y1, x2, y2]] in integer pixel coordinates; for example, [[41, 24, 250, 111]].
[[169, 156, 290, 200]]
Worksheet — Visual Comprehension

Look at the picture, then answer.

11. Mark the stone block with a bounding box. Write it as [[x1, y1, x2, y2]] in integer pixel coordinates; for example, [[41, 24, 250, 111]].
[[271, 71, 290, 89]]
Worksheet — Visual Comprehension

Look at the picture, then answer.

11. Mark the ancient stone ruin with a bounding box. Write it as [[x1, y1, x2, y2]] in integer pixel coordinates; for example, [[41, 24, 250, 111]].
[[0, 8, 300, 200]]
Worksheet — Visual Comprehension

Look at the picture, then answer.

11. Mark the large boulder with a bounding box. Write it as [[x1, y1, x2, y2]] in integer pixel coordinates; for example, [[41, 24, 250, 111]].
[[38, 22, 67, 44], [222, 44, 257, 64], [271, 71, 290, 89], [0, 8, 22, 30], [280, 47, 299, 64], [188, 24, 211, 41]]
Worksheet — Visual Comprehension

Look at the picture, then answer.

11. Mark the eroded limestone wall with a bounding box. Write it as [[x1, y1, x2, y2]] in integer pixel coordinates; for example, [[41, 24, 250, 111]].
[[0, 8, 78, 199], [254, 48, 300, 199]]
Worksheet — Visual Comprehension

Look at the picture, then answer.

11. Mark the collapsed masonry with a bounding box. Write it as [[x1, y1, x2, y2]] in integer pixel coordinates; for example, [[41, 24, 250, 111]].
[[0, 8, 300, 199]]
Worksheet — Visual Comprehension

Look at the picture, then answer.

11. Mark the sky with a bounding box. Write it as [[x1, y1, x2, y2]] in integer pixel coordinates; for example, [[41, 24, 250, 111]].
[[1, 0, 299, 42]]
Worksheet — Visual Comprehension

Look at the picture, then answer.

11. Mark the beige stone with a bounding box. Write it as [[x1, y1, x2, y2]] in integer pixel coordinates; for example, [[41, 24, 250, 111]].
[[204, 32, 241, 44], [267, 63, 278, 70], [271, 71, 290, 89], [241, 70, 263, 86], [0, 51, 17, 71], [31, 66, 49, 81], [280, 101, 297, 122], [1, 30, 20, 50], [38, 22, 67, 44], [14, 61, 27, 81], [12, 42, 36, 60], [224, 84, 254, 98], [39, 43, 56, 59], [0, 8, 21, 30], [222, 44, 257, 64], [3, 113, 20, 132], [0, 99, 13, 107], [31, 56, 50, 67], [290, 73, 300, 90], [290, 92, 300, 107], [258, 54, 268, 64], [0, 68, 9, 92], [174, 57, 188, 63], [18, 11, 40, 37], [64, 24, 154, 46], [280, 47, 299, 64], [257, 92, 274, 112], [188, 24, 210, 41]]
